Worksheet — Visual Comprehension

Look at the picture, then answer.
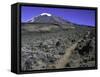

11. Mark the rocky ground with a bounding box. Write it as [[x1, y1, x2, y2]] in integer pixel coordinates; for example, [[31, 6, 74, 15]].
[[21, 24, 96, 71]]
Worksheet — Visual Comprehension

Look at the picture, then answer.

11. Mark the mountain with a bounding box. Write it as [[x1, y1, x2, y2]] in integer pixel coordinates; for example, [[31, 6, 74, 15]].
[[27, 13, 73, 26], [22, 13, 92, 33]]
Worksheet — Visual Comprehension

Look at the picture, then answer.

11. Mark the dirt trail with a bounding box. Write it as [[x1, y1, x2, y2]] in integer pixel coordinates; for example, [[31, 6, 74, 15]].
[[48, 39, 82, 69]]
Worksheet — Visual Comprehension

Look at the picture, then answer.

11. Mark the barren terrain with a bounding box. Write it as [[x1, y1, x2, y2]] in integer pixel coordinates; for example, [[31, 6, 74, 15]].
[[21, 23, 95, 71]]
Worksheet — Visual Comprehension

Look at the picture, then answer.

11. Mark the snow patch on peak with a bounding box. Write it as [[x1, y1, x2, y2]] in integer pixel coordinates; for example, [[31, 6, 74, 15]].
[[26, 17, 34, 22], [40, 13, 52, 16]]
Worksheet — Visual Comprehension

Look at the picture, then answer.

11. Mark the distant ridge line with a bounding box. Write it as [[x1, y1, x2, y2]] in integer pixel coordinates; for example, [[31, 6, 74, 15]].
[[21, 22, 67, 26]]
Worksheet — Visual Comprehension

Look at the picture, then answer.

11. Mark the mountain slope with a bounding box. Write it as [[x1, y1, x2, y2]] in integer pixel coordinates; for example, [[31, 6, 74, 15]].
[[22, 13, 76, 32]]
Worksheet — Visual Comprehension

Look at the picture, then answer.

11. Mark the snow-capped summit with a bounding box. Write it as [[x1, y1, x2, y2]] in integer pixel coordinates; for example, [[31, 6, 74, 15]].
[[24, 13, 75, 30], [40, 13, 52, 16], [27, 13, 71, 26]]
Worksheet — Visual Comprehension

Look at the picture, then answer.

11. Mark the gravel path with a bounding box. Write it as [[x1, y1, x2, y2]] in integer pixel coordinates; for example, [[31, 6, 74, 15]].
[[48, 39, 82, 69]]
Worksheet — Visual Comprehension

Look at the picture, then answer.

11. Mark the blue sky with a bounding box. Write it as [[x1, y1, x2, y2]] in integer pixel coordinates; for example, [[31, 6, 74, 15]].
[[21, 6, 96, 26]]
